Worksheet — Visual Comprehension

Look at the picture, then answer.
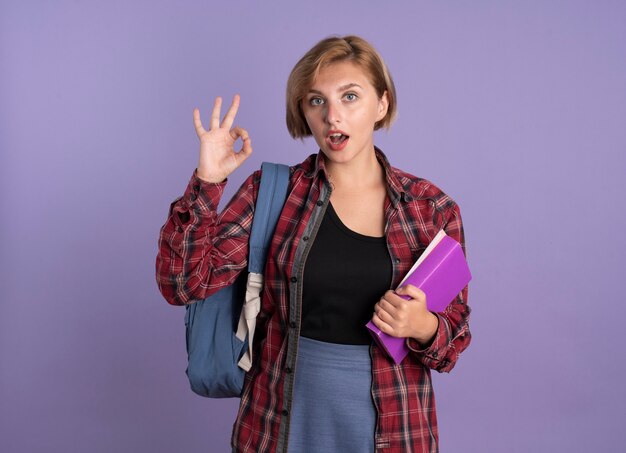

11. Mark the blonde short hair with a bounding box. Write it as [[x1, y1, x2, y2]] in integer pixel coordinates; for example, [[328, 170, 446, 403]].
[[286, 35, 397, 139]]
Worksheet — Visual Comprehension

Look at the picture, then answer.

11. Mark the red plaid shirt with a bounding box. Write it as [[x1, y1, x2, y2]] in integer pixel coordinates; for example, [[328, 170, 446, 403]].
[[156, 148, 471, 452]]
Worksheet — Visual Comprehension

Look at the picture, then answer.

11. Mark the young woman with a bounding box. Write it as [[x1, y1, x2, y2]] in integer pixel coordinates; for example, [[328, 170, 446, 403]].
[[157, 35, 471, 453]]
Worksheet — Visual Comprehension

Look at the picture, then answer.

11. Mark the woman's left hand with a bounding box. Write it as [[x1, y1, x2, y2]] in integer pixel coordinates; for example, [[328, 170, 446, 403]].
[[372, 285, 439, 345]]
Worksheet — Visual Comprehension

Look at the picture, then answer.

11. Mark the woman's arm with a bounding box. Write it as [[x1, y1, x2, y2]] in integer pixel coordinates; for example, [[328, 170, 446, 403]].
[[155, 171, 259, 305], [372, 202, 471, 372], [405, 203, 471, 372], [155, 95, 256, 305]]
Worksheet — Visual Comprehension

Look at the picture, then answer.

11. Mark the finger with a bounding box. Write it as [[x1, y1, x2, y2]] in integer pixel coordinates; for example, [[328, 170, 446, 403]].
[[372, 313, 396, 337], [239, 136, 253, 158], [229, 126, 253, 165], [210, 97, 222, 130], [396, 284, 426, 303], [221, 94, 240, 130], [377, 299, 399, 320], [229, 125, 249, 142], [232, 137, 253, 169], [374, 302, 395, 323], [193, 108, 207, 138], [381, 290, 405, 308]]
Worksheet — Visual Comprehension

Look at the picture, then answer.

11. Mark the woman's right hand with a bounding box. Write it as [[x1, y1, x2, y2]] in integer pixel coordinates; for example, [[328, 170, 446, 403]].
[[193, 94, 253, 183]]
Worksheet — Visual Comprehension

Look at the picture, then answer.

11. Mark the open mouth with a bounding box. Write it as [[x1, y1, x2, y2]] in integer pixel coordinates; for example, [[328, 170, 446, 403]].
[[326, 131, 350, 150], [328, 132, 348, 145]]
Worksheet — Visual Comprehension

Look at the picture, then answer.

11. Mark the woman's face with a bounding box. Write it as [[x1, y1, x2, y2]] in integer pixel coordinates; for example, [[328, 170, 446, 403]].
[[301, 61, 388, 168]]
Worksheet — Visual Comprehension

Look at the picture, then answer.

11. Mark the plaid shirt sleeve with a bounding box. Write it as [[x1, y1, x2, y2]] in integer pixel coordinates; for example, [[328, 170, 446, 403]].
[[406, 201, 471, 372], [156, 169, 260, 305]]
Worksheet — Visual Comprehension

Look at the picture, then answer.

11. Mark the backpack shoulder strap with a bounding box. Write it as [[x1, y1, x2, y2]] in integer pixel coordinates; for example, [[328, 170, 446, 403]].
[[237, 162, 289, 371], [247, 162, 290, 273]]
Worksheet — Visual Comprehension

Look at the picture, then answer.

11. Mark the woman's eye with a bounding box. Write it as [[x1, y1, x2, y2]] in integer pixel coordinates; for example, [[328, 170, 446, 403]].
[[344, 93, 358, 101], [309, 97, 324, 106]]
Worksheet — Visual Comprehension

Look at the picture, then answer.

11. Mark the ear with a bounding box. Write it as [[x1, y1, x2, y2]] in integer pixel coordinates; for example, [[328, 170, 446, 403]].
[[376, 91, 389, 122]]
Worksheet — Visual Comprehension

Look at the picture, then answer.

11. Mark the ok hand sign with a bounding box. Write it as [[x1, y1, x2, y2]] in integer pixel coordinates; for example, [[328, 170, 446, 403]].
[[193, 94, 253, 183]]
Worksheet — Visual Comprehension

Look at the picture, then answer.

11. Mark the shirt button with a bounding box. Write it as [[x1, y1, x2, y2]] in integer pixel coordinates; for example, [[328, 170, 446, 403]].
[[285, 367, 293, 374], [302, 236, 309, 241], [282, 409, 289, 416], [193, 185, 200, 192], [316, 200, 323, 206], [190, 194, 197, 201], [290, 277, 297, 283], [289, 321, 296, 328], [432, 351, 438, 358], [394, 258, 401, 264], [177, 226, 183, 233]]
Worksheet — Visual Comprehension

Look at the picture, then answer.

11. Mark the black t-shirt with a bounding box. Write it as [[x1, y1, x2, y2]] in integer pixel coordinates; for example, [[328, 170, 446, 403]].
[[301, 202, 393, 345]]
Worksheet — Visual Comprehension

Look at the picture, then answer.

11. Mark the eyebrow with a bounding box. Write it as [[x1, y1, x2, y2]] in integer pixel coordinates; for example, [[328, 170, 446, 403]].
[[307, 83, 363, 94]]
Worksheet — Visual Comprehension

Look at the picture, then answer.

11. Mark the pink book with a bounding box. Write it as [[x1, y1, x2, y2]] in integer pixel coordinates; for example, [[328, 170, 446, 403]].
[[366, 229, 472, 364]]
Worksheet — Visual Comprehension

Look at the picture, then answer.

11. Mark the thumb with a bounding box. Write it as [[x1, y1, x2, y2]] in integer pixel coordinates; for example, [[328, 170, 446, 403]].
[[394, 285, 411, 301], [395, 285, 408, 296], [236, 136, 253, 163], [395, 284, 424, 301]]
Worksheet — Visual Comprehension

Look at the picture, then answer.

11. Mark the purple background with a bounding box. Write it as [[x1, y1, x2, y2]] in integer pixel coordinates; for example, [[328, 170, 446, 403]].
[[2, 1, 625, 452]]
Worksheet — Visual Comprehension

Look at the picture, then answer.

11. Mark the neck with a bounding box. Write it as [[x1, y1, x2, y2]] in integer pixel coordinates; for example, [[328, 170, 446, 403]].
[[324, 148, 384, 191]]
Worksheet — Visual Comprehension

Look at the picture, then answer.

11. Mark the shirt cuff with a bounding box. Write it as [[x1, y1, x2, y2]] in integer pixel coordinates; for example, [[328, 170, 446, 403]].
[[406, 313, 450, 367], [169, 170, 227, 227], [183, 169, 227, 209]]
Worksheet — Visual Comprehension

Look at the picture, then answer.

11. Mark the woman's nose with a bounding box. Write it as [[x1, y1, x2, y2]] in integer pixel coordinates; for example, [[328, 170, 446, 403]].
[[325, 101, 342, 125]]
